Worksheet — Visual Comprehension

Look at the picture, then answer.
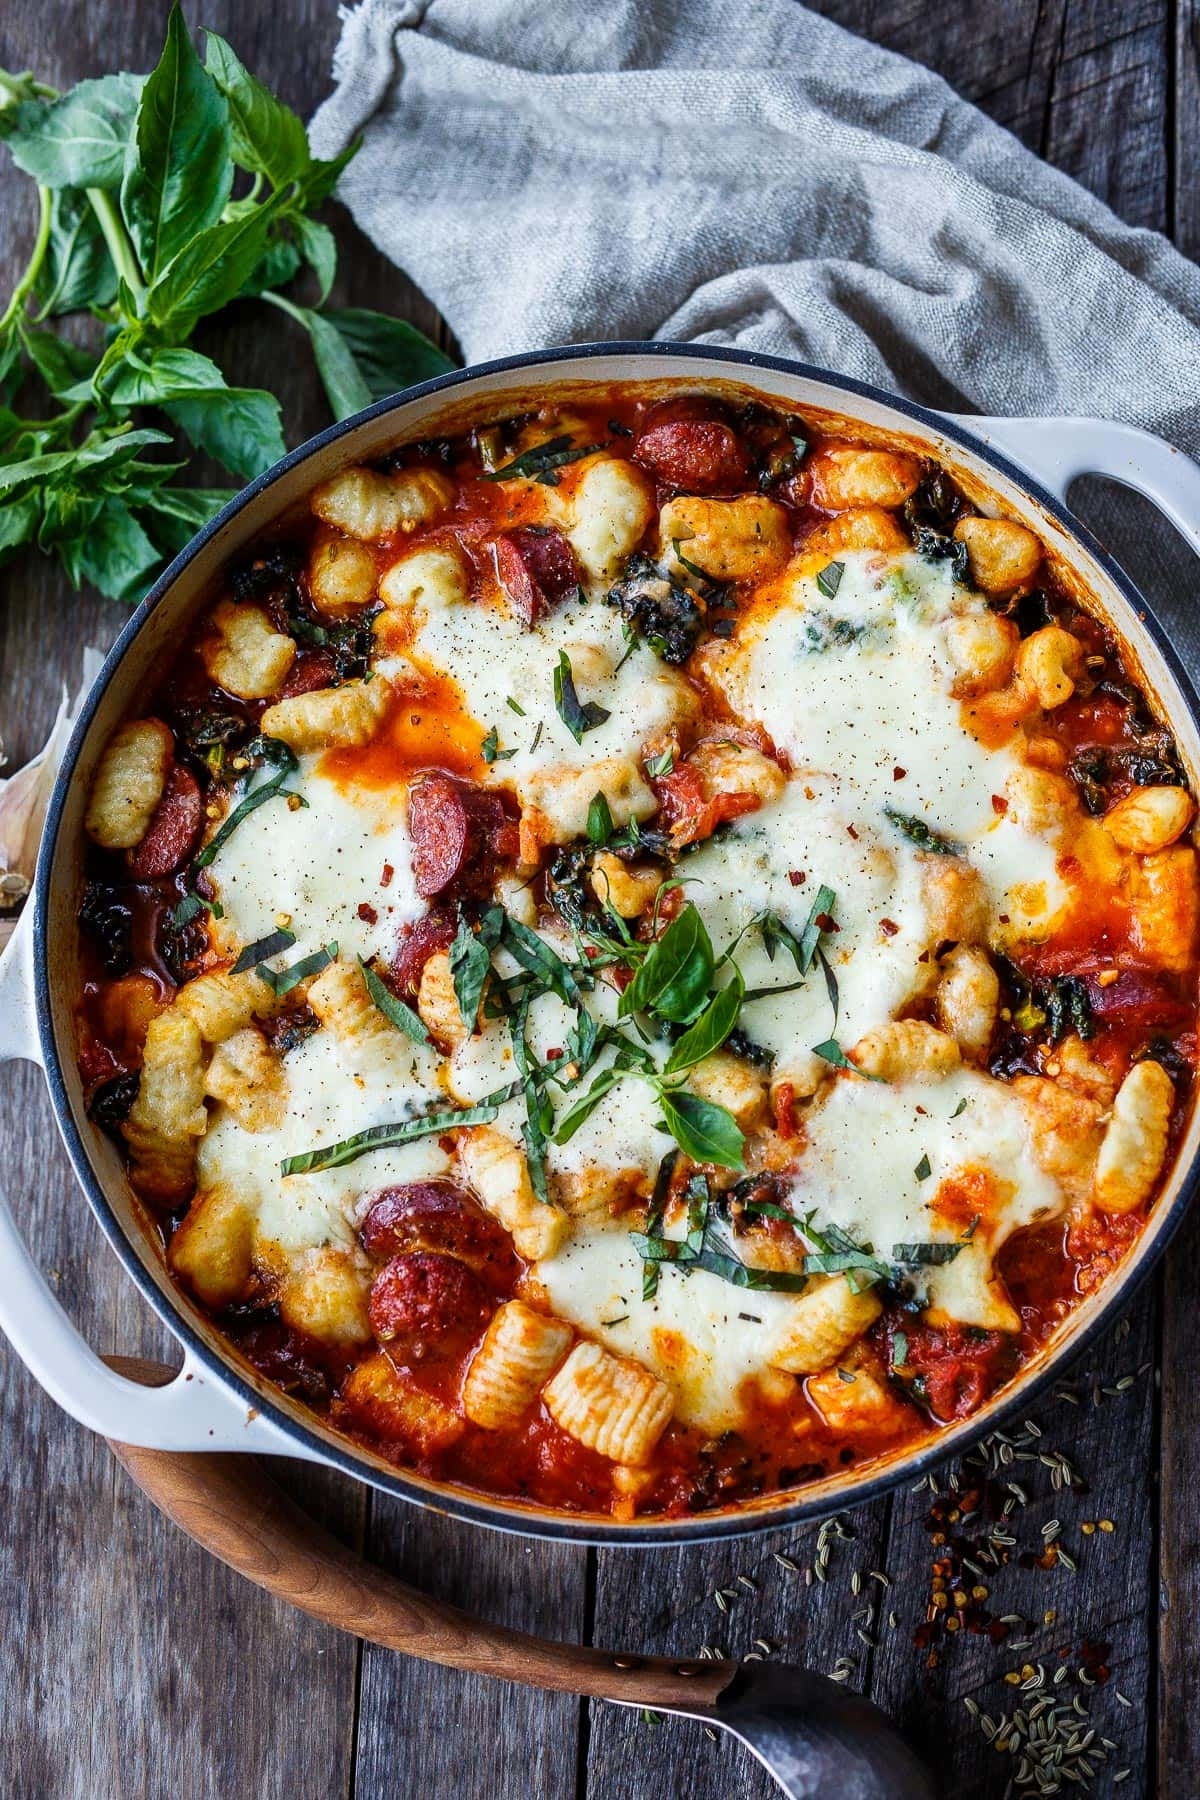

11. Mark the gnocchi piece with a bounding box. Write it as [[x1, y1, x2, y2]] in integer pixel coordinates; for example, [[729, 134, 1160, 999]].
[[204, 1027, 288, 1132], [769, 1276, 883, 1375], [567, 457, 655, 585], [1014, 625, 1084, 710], [799, 506, 909, 564], [919, 855, 990, 946], [279, 1247, 372, 1345], [311, 465, 454, 541], [84, 718, 173, 850], [202, 600, 296, 700], [1012, 1074, 1104, 1205], [458, 1126, 569, 1260], [342, 1352, 465, 1454], [953, 515, 1043, 592], [686, 739, 786, 807], [936, 944, 1000, 1060], [589, 851, 661, 918], [542, 1340, 674, 1466], [849, 1020, 960, 1082], [944, 610, 1020, 698], [686, 1051, 769, 1131], [378, 545, 469, 614], [308, 959, 396, 1063], [177, 968, 273, 1043], [168, 1183, 256, 1308], [309, 533, 378, 613], [1004, 764, 1078, 839], [1094, 1059, 1174, 1214], [808, 444, 921, 510], [554, 1167, 645, 1226], [122, 1010, 208, 1199], [660, 495, 791, 582], [517, 755, 658, 850], [923, 1239, 1020, 1333], [1128, 847, 1199, 972], [1102, 785, 1195, 855], [1054, 1034, 1118, 1108], [417, 950, 472, 1050], [494, 870, 538, 927], [260, 673, 392, 751], [806, 1348, 910, 1436], [463, 1300, 574, 1430]]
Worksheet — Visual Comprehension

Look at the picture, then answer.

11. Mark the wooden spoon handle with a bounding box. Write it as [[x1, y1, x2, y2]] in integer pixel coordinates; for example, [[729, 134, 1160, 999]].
[[105, 1357, 730, 1711]]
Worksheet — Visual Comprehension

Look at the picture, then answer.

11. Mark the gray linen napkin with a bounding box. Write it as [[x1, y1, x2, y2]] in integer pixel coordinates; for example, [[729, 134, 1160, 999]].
[[309, 0, 1200, 644]]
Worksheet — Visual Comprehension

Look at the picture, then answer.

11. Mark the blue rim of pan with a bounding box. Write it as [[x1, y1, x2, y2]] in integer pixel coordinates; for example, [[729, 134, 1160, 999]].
[[32, 340, 1200, 1545]]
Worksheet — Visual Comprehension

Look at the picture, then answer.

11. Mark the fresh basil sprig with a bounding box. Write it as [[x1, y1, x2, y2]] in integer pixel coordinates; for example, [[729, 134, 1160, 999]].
[[553, 650, 611, 744], [0, 8, 454, 601]]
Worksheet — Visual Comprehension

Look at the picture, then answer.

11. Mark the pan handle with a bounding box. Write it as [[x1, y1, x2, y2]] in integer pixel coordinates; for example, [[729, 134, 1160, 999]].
[[943, 413, 1200, 555], [0, 920, 318, 1456]]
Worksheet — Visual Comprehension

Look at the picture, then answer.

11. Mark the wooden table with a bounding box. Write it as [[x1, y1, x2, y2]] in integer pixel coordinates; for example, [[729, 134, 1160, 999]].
[[1, 4, 1197, 1795]]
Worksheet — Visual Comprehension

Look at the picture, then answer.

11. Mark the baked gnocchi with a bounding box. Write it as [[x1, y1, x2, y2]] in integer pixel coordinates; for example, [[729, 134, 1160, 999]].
[[74, 385, 1197, 1521]]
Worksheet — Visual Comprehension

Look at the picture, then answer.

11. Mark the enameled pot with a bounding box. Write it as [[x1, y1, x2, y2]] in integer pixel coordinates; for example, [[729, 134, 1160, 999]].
[[4, 342, 1200, 1548]]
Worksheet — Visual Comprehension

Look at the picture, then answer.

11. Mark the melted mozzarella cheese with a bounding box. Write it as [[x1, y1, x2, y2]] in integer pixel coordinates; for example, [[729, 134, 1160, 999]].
[[685, 775, 930, 1090], [197, 1024, 447, 1257], [413, 591, 692, 789], [710, 552, 1065, 923], [210, 753, 423, 966], [785, 1066, 1063, 1322]]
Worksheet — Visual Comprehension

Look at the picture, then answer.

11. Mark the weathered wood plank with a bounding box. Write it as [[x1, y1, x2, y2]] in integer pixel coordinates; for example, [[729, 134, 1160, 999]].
[[585, 1501, 892, 1798]]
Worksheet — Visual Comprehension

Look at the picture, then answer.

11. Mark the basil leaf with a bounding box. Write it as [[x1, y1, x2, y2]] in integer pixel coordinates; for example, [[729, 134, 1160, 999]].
[[203, 30, 312, 189], [34, 187, 118, 316], [146, 189, 290, 331], [293, 217, 337, 306], [121, 6, 233, 283], [892, 1330, 909, 1368], [57, 497, 161, 601], [913, 1153, 932, 1181], [235, 233, 303, 302], [553, 650, 611, 744], [664, 970, 744, 1075], [137, 485, 234, 554], [164, 385, 286, 480], [658, 1089, 745, 1170], [359, 956, 431, 1046], [644, 749, 674, 779], [258, 940, 337, 997], [502, 915, 582, 1006], [194, 735, 301, 867], [105, 346, 226, 403], [2, 73, 142, 189], [324, 309, 455, 399], [448, 914, 493, 1027], [552, 1068, 621, 1144], [816, 560, 844, 599], [231, 926, 296, 972], [296, 305, 373, 421], [20, 327, 98, 399], [484, 435, 606, 486], [883, 806, 966, 857], [281, 1099, 502, 1175], [171, 891, 222, 926], [587, 791, 614, 844], [622, 903, 714, 1025]]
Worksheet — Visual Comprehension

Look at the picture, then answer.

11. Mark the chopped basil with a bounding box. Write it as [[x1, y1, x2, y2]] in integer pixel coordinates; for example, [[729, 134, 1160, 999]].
[[816, 559, 844, 599], [892, 1330, 909, 1369], [448, 908, 502, 1026], [358, 955, 430, 1046], [506, 696, 526, 716], [587, 791, 614, 844], [171, 891, 223, 926], [258, 940, 337, 997], [231, 926, 296, 973], [480, 725, 516, 764], [950, 1096, 969, 1119], [891, 1240, 964, 1267], [812, 1038, 884, 1079], [553, 649, 611, 743], [914, 1152, 932, 1181], [194, 737, 306, 869], [601, 1315, 630, 1329], [883, 806, 965, 857], [671, 537, 720, 588], [529, 720, 544, 754], [280, 1097, 505, 1175], [644, 748, 675, 779], [483, 434, 606, 486], [693, 1247, 807, 1291]]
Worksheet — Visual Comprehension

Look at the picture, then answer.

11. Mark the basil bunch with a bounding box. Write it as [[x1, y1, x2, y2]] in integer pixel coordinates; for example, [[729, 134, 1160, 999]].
[[0, 7, 453, 601]]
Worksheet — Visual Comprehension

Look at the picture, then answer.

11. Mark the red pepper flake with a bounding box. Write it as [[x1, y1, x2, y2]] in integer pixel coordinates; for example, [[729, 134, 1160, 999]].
[[893, 766, 907, 781], [357, 902, 378, 925], [788, 870, 807, 886], [879, 917, 899, 937], [991, 794, 1008, 816], [815, 912, 839, 933], [846, 824, 859, 840], [380, 863, 395, 888], [998, 913, 1010, 925], [546, 1047, 563, 1060]]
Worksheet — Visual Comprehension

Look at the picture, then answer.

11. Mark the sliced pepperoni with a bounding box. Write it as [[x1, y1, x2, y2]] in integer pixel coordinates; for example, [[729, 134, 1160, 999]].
[[282, 647, 337, 697], [127, 766, 203, 880], [494, 526, 581, 626], [360, 1181, 519, 1286], [634, 419, 750, 494], [368, 1251, 492, 1357], [391, 908, 457, 996], [1083, 969, 1192, 1031], [408, 773, 472, 897], [407, 774, 519, 899]]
